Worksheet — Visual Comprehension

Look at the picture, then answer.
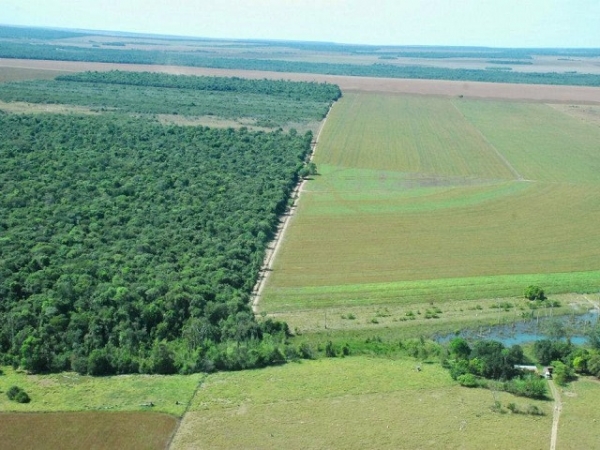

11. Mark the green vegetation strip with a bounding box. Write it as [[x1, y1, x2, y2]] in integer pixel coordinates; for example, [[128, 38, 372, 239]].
[[264, 271, 600, 312]]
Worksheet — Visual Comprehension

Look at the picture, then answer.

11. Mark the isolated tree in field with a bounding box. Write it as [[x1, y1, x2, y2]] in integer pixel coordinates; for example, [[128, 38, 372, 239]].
[[524, 285, 545, 300]]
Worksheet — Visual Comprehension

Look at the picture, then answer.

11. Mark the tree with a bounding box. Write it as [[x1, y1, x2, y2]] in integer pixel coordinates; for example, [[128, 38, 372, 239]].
[[449, 337, 471, 360], [552, 360, 575, 386], [524, 285, 545, 300], [587, 354, 600, 378]]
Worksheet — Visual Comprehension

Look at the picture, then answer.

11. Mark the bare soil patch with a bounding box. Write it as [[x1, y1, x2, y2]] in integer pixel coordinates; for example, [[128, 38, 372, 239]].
[[0, 411, 177, 450], [2, 58, 600, 103]]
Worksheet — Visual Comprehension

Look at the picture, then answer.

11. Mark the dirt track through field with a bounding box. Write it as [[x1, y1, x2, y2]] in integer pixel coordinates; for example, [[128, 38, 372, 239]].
[[251, 106, 331, 313], [548, 380, 562, 450], [3, 58, 600, 103]]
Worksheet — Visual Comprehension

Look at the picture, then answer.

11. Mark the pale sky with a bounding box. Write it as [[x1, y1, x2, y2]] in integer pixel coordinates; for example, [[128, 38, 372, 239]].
[[3, 0, 599, 47]]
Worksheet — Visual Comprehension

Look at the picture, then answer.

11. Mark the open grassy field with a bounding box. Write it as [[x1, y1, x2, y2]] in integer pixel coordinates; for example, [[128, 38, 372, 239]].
[[0, 411, 177, 450], [260, 93, 600, 331], [0, 367, 201, 415], [558, 378, 600, 449], [171, 356, 552, 449]]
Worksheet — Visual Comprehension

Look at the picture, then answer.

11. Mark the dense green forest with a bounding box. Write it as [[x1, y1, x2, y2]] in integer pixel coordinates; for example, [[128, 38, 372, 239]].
[[0, 71, 339, 127], [1, 38, 600, 86], [0, 72, 341, 375]]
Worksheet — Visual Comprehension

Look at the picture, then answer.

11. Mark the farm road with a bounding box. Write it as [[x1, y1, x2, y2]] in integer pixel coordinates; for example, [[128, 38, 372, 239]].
[[251, 106, 332, 313], [548, 380, 562, 450]]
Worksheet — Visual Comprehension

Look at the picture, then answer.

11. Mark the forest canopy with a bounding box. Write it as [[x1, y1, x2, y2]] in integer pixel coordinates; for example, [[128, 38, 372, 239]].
[[0, 73, 340, 375]]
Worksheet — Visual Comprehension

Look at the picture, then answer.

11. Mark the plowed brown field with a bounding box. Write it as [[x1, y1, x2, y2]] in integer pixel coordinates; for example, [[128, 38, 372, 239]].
[[2, 58, 600, 103]]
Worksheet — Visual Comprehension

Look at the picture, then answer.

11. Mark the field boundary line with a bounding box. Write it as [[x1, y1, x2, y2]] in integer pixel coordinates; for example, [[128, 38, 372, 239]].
[[251, 105, 333, 313], [167, 374, 207, 450], [449, 100, 526, 181]]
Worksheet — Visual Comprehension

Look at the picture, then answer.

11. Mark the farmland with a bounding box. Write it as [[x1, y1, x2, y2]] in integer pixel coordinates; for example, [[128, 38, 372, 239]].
[[558, 378, 600, 449], [0, 411, 177, 450], [0, 367, 201, 449], [171, 356, 552, 449], [260, 93, 600, 331]]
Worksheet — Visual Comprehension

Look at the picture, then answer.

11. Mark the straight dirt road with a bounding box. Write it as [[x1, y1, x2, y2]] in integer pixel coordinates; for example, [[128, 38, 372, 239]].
[[548, 379, 562, 450], [251, 106, 332, 313]]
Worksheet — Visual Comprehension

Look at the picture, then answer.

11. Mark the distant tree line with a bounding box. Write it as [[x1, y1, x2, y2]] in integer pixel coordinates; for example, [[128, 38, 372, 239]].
[[57, 71, 342, 103], [0, 41, 599, 87]]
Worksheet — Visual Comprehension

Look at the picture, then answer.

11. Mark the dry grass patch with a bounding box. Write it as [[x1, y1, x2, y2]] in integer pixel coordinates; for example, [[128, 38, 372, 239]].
[[0, 411, 177, 450], [0, 100, 98, 115]]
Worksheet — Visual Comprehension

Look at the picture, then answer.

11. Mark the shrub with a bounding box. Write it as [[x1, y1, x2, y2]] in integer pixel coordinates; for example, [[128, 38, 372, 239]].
[[15, 390, 31, 403], [457, 373, 478, 387], [6, 386, 31, 403]]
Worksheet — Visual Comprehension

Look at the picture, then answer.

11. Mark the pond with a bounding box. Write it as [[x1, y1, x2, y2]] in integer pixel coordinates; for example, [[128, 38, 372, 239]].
[[434, 308, 599, 346]]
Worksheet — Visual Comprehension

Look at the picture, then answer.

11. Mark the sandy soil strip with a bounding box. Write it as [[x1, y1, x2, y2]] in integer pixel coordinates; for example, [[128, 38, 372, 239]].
[[3, 58, 600, 104], [251, 107, 331, 313]]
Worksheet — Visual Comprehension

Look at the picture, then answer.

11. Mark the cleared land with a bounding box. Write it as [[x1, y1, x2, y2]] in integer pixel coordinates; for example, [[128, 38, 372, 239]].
[[260, 93, 600, 331], [0, 411, 177, 450], [0, 367, 201, 415], [557, 378, 600, 449], [171, 357, 552, 449], [3, 58, 600, 103], [0, 367, 201, 449]]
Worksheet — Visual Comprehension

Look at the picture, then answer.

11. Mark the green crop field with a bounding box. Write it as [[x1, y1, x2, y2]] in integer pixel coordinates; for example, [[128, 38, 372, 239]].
[[171, 356, 552, 449], [261, 93, 600, 330]]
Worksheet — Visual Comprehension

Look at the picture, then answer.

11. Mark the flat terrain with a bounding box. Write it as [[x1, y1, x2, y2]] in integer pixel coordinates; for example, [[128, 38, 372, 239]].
[[0, 367, 202, 450], [558, 378, 600, 449], [0, 411, 177, 450], [3, 58, 600, 103], [0, 367, 201, 415], [260, 93, 600, 330], [171, 357, 552, 450]]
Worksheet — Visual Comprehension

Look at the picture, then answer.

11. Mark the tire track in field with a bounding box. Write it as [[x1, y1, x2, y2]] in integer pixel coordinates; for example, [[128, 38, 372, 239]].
[[548, 379, 562, 450], [449, 100, 526, 181], [251, 105, 333, 313]]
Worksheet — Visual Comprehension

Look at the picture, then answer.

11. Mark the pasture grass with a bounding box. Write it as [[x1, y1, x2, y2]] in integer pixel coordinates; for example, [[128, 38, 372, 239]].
[[0, 367, 202, 416], [171, 356, 552, 449], [557, 378, 600, 450], [274, 294, 591, 335], [261, 93, 600, 328], [0, 411, 177, 450]]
